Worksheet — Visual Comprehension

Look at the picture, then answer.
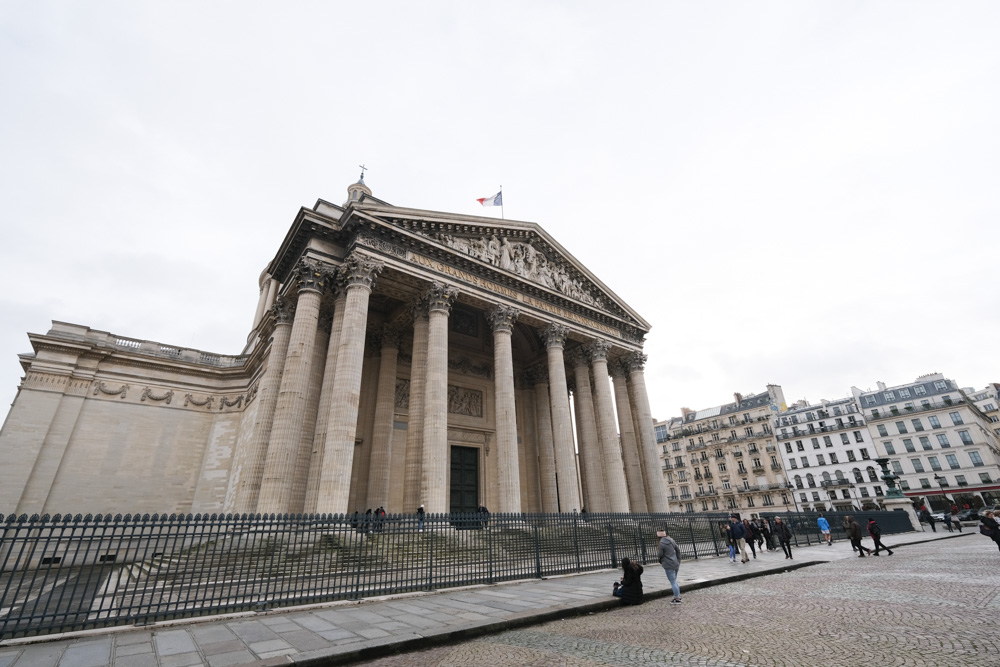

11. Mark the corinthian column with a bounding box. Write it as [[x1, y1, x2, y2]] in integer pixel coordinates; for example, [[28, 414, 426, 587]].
[[366, 326, 402, 509], [542, 323, 580, 512], [628, 351, 670, 513], [588, 340, 629, 513], [610, 358, 647, 513], [420, 282, 459, 514], [304, 282, 346, 512], [231, 296, 294, 513], [258, 259, 329, 513], [530, 367, 559, 512], [402, 297, 429, 511], [568, 348, 607, 512], [316, 252, 384, 513], [489, 304, 521, 514]]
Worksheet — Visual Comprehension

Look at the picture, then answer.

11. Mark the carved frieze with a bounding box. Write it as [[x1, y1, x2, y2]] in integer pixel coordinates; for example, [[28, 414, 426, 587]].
[[449, 356, 492, 379], [140, 387, 173, 404], [448, 385, 483, 418], [93, 382, 129, 398], [435, 233, 604, 308], [356, 231, 407, 258], [184, 394, 215, 409], [219, 395, 244, 410]]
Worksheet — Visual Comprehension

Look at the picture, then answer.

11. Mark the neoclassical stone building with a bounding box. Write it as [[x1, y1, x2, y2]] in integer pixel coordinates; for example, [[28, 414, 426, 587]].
[[0, 178, 668, 516]]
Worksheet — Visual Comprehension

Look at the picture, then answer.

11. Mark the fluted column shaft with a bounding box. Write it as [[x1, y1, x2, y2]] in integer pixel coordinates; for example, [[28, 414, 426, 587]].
[[317, 253, 384, 513], [259, 261, 328, 513], [569, 351, 607, 512], [542, 324, 580, 512], [489, 305, 521, 513], [421, 283, 459, 514], [402, 302, 429, 511], [611, 360, 647, 512], [532, 372, 559, 512], [588, 341, 630, 512], [304, 289, 347, 512], [367, 327, 401, 509], [232, 297, 294, 512], [628, 352, 671, 513]]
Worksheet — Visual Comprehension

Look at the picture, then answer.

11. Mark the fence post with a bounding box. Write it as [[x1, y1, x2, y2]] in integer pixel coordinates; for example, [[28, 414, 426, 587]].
[[487, 520, 494, 584], [572, 515, 581, 572], [533, 522, 542, 579], [637, 521, 647, 563], [607, 524, 617, 569], [687, 517, 699, 559]]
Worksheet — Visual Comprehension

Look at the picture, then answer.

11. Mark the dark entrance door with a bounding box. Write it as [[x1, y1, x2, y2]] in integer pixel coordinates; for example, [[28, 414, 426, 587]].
[[449, 445, 479, 514]]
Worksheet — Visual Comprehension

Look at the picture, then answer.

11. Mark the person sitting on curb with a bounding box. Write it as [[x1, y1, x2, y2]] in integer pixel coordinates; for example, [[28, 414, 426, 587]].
[[612, 557, 644, 605]]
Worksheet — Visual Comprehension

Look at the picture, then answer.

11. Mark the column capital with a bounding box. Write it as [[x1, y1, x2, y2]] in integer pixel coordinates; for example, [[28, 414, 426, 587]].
[[293, 258, 329, 293], [339, 251, 384, 290], [608, 357, 629, 379], [524, 365, 549, 386], [408, 295, 430, 321], [566, 346, 589, 369], [541, 323, 569, 349], [271, 295, 295, 325], [426, 282, 459, 313], [586, 339, 612, 362], [487, 304, 520, 334], [377, 324, 404, 351], [626, 350, 648, 372]]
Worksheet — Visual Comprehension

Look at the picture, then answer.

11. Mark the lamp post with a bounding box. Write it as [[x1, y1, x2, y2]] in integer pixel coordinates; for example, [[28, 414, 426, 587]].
[[933, 473, 950, 510]]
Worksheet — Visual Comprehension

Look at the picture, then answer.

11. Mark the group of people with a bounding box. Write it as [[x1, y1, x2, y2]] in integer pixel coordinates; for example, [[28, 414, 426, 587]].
[[719, 514, 794, 562], [349, 507, 387, 534], [817, 513, 893, 556], [612, 527, 684, 606]]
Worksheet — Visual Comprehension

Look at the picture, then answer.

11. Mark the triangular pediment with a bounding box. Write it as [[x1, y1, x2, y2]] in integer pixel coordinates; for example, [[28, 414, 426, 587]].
[[346, 203, 650, 335]]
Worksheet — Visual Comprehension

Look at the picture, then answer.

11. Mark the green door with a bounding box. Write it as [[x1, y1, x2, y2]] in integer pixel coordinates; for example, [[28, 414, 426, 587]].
[[449, 445, 479, 514]]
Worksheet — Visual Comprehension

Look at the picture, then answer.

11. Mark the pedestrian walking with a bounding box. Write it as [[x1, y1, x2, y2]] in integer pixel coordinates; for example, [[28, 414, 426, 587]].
[[980, 511, 1000, 554], [721, 522, 736, 562], [842, 515, 856, 550], [951, 506, 963, 532], [921, 508, 937, 532], [867, 517, 893, 556], [612, 557, 644, 605], [817, 513, 832, 546], [657, 528, 683, 604], [743, 519, 758, 559], [943, 512, 954, 532], [775, 517, 793, 559], [417, 504, 425, 532], [730, 516, 750, 563], [847, 516, 873, 557], [364, 508, 373, 534], [759, 516, 774, 551]]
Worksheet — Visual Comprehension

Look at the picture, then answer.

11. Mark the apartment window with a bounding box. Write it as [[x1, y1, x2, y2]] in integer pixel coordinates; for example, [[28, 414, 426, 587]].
[[796, 441, 805, 451], [969, 451, 984, 466], [853, 468, 864, 483], [812, 492, 821, 502], [919, 436, 932, 451], [936, 434, 951, 448], [899, 388, 911, 398], [891, 460, 903, 474], [673, 442, 681, 451], [854, 431, 864, 443], [771, 455, 779, 467], [958, 430, 973, 445], [911, 419, 924, 432], [729, 416, 737, 425], [919, 478, 931, 489], [900, 480, 911, 490], [842, 489, 852, 499], [712, 432, 720, 441], [914, 385, 927, 395], [702, 501, 709, 511], [884, 391, 895, 401], [911, 458, 925, 473], [830, 452, 839, 463], [745, 426, 753, 436], [722, 480, 731, 489], [800, 456, 809, 468], [901, 439, 913, 453], [929, 415, 941, 428], [877, 425, 888, 437], [954, 474, 966, 486], [860, 487, 870, 497], [865, 396, 877, 405], [689, 439, 695, 446], [678, 471, 687, 481], [823, 435, 832, 447], [847, 450, 857, 462], [934, 381, 947, 391], [718, 462, 727, 472], [946, 454, 960, 469], [748, 443, 758, 453], [738, 463, 748, 474], [743, 479, 751, 490], [806, 412, 815, 421], [895, 421, 907, 434], [980, 473, 993, 483], [828, 490, 837, 500], [698, 436, 705, 445], [712, 419, 718, 429], [817, 454, 825, 465], [806, 474, 816, 488], [743, 413, 751, 422], [785, 443, 793, 454], [860, 448, 870, 460], [884, 442, 896, 455], [840, 433, 850, 445], [874, 486, 884, 496], [984, 403, 997, 411], [789, 460, 798, 468], [716, 448, 724, 458], [811, 437, 820, 449], [949, 411, 964, 425], [674, 456, 684, 466], [712, 499, 720, 510], [928, 456, 942, 471]]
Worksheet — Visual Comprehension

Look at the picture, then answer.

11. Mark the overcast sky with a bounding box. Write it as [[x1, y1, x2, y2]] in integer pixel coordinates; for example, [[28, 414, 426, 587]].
[[1, 2, 998, 426]]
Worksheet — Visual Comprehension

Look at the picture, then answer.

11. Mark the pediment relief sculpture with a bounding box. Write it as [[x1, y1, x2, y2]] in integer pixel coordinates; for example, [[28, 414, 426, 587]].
[[435, 233, 604, 309]]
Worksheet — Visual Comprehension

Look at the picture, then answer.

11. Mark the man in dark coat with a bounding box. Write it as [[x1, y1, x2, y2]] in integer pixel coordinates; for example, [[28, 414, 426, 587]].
[[867, 517, 893, 555], [774, 517, 793, 559], [730, 516, 750, 563], [847, 516, 873, 557]]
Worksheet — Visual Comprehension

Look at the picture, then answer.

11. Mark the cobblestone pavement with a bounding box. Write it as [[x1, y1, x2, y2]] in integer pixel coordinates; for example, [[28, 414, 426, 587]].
[[358, 536, 1000, 667]]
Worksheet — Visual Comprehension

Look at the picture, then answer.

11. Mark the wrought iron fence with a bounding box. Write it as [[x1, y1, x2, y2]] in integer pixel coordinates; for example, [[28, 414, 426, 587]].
[[0, 509, 913, 639]]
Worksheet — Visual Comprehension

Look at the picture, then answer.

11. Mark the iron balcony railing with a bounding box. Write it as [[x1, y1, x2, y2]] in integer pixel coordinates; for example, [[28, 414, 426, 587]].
[[0, 510, 915, 640]]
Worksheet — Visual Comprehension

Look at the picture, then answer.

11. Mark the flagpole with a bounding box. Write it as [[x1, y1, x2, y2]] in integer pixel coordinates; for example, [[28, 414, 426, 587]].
[[500, 185, 504, 220]]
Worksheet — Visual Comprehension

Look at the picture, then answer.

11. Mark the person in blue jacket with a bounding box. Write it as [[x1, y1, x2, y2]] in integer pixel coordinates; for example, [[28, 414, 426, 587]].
[[817, 513, 832, 546], [729, 515, 750, 563]]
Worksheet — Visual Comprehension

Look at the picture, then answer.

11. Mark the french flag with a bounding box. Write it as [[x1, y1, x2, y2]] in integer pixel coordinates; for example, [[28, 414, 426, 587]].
[[476, 192, 502, 207]]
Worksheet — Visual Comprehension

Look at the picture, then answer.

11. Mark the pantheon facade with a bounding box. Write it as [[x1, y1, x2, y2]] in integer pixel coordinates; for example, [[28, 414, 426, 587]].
[[0, 178, 669, 517]]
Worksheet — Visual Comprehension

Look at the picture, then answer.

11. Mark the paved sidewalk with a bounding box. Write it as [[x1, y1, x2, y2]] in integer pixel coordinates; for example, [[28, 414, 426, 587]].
[[0, 530, 964, 667]]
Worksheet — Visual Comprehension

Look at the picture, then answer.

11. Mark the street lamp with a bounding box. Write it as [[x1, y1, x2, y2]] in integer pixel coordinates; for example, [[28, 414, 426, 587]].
[[933, 474, 950, 509]]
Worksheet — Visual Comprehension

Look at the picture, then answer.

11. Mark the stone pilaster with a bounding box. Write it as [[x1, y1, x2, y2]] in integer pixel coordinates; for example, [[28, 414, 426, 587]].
[[420, 282, 459, 513], [402, 297, 429, 511], [530, 367, 559, 513], [258, 259, 329, 513], [610, 358, 647, 513], [304, 284, 346, 512], [627, 351, 671, 513], [568, 348, 607, 512], [231, 296, 294, 513], [541, 323, 580, 512], [316, 252, 384, 513], [488, 304, 521, 514], [367, 325, 402, 509], [587, 340, 629, 513]]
